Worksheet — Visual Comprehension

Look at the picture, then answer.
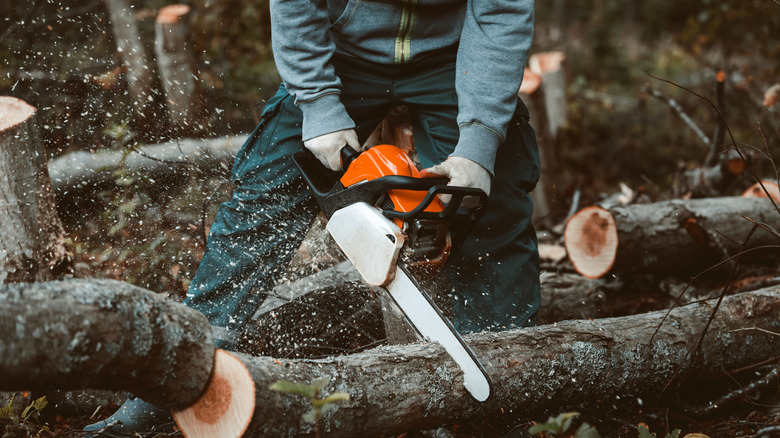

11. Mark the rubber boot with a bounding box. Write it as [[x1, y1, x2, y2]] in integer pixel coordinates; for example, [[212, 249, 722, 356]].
[[82, 397, 172, 435]]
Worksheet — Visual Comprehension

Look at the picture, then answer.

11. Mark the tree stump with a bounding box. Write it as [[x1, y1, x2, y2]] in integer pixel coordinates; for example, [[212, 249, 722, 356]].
[[564, 197, 780, 279], [0, 96, 67, 283]]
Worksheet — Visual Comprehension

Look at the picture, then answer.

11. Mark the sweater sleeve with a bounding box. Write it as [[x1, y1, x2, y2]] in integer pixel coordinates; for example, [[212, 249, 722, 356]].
[[269, 0, 355, 141], [452, 0, 534, 175]]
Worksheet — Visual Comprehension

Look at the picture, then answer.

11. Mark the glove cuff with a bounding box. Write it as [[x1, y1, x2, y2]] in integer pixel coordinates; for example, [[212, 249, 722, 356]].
[[452, 123, 502, 176], [299, 93, 356, 141]]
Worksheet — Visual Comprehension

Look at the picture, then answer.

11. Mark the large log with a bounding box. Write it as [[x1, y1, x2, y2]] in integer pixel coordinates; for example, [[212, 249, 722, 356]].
[[0, 279, 214, 410], [564, 196, 780, 279], [0, 97, 68, 283], [176, 286, 780, 437], [47, 134, 247, 199]]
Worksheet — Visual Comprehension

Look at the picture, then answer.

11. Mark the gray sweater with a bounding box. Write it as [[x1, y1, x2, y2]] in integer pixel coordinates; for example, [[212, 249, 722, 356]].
[[269, 0, 534, 174]]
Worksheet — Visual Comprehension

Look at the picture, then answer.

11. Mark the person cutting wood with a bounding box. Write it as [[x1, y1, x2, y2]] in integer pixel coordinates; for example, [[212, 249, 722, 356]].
[[85, 0, 540, 433]]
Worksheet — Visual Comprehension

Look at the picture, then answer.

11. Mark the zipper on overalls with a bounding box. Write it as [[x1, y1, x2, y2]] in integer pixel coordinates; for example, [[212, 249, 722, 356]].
[[394, 0, 417, 64]]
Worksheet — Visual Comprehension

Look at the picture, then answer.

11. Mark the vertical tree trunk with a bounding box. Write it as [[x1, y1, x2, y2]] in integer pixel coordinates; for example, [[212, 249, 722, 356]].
[[155, 4, 206, 136], [0, 97, 67, 283], [104, 0, 159, 125], [519, 68, 553, 225]]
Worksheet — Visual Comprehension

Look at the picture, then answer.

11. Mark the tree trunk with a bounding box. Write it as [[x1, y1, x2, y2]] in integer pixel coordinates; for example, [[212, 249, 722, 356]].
[[0, 97, 67, 283], [519, 68, 553, 226], [178, 287, 780, 437], [564, 197, 780, 279], [0, 279, 214, 410], [526, 52, 567, 227], [103, 0, 160, 126], [155, 4, 206, 135]]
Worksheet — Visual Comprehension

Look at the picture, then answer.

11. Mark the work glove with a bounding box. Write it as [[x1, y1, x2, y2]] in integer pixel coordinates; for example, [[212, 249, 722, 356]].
[[303, 129, 360, 171], [420, 156, 491, 207]]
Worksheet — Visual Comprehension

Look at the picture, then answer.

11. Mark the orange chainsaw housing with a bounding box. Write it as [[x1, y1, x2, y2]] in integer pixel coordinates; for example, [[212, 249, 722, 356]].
[[339, 144, 445, 228]]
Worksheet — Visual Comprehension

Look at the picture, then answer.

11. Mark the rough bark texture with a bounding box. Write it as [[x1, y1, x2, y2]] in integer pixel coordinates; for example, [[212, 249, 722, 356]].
[[0, 97, 67, 283], [0, 279, 214, 410], [565, 196, 780, 278], [47, 134, 247, 199], [678, 148, 747, 198], [155, 4, 205, 135], [233, 287, 780, 437]]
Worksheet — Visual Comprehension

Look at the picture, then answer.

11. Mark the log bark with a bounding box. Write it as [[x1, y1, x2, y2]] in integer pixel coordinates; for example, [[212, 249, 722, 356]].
[[0, 97, 67, 283], [155, 5, 206, 135], [564, 196, 780, 279], [677, 148, 747, 198], [182, 286, 780, 437], [0, 279, 214, 410], [47, 134, 247, 199]]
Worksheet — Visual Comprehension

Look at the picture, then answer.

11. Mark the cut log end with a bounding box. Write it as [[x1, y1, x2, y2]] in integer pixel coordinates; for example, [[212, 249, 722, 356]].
[[173, 349, 255, 438], [157, 4, 191, 23], [742, 180, 780, 203], [529, 51, 566, 75], [726, 157, 747, 176], [518, 68, 541, 95], [0, 96, 36, 132], [564, 206, 618, 279]]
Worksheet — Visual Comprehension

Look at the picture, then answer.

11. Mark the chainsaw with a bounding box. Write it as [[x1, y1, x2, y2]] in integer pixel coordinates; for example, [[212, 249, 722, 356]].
[[293, 143, 493, 402]]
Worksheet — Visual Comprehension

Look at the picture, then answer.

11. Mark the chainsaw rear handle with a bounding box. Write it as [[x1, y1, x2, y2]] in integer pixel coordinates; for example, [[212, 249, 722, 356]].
[[293, 145, 488, 222]]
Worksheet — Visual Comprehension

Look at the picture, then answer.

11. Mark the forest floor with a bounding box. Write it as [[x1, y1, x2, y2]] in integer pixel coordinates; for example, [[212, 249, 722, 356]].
[[3, 177, 779, 438]]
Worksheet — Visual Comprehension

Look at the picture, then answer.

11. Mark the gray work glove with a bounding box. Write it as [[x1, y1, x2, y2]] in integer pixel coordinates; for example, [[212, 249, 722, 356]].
[[303, 128, 360, 171], [421, 156, 491, 206]]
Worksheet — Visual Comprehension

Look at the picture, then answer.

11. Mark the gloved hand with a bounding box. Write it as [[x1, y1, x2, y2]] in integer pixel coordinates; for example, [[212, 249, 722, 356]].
[[420, 156, 491, 206], [303, 129, 360, 171]]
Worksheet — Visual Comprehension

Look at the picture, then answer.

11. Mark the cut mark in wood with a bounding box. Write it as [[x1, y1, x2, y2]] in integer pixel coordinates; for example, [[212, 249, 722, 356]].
[[726, 157, 746, 176], [0, 97, 36, 132], [742, 180, 780, 203], [579, 212, 610, 257], [564, 206, 618, 279], [193, 375, 231, 424], [173, 349, 255, 438], [157, 4, 191, 23]]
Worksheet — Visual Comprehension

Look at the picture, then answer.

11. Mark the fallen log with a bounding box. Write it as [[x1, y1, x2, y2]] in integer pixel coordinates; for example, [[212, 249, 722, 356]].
[[176, 286, 780, 437], [47, 134, 247, 199], [2, 278, 779, 436], [564, 196, 780, 279], [0, 96, 68, 283], [0, 279, 214, 410]]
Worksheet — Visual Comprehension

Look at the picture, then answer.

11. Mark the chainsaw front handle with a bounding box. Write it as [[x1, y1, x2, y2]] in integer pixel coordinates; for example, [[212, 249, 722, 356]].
[[293, 145, 488, 222]]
